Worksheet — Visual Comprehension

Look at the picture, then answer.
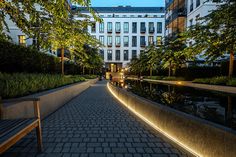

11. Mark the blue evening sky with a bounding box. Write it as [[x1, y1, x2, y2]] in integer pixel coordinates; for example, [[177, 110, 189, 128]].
[[91, 0, 165, 7]]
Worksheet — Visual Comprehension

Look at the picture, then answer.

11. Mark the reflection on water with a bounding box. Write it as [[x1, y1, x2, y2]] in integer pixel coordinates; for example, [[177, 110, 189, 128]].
[[112, 79, 236, 130]]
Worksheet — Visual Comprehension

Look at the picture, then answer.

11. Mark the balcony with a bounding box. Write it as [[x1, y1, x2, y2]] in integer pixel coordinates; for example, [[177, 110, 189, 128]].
[[115, 43, 121, 47], [107, 29, 112, 33], [140, 41, 146, 47], [149, 27, 155, 33], [115, 29, 121, 33], [165, 8, 186, 26], [107, 43, 112, 47], [140, 27, 146, 33]]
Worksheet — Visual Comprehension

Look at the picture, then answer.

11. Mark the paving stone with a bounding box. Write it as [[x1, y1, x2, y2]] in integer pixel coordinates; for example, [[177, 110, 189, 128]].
[[2, 81, 189, 157]]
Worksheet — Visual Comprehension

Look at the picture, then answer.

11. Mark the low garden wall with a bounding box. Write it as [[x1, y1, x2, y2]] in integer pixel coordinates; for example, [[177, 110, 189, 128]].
[[108, 83, 236, 157], [1, 79, 97, 119]]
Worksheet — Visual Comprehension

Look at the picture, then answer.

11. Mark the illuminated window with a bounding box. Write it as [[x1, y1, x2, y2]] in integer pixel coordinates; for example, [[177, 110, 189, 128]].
[[156, 36, 162, 46], [18, 35, 26, 45]]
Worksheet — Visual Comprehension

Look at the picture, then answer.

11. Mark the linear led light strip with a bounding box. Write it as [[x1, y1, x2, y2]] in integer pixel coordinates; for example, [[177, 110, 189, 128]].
[[107, 83, 201, 157]]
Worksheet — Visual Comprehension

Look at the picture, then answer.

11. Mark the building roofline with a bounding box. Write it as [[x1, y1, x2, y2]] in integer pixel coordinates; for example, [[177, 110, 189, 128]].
[[74, 6, 165, 13]]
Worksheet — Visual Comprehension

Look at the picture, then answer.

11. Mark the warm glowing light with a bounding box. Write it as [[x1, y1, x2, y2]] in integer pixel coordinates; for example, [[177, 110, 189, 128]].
[[177, 81, 182, 85], [107, 83, 201, 157]]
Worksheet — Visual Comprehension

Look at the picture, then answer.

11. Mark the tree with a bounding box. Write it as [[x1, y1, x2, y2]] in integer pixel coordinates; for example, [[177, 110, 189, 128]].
[[146, 45, 163, 76], [186, 0, 236, 78], [162, 34, 189, 76], [0, 0, 101, 75]]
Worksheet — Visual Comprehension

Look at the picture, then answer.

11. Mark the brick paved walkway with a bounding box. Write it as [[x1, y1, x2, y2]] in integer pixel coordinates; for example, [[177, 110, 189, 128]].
[[3, 81, 191, 157]]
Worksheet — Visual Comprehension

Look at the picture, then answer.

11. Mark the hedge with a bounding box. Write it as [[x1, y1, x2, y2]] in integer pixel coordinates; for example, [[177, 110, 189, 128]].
[[0, 73, 86, 99], [0, 40, 82, 74]]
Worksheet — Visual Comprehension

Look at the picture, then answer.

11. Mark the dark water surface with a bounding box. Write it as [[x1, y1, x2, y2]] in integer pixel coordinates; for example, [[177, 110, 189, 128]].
[[112, 79, 236, 130]]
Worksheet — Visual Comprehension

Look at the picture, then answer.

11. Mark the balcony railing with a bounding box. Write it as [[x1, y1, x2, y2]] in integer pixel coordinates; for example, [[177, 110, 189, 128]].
[[115, 43, 121, 47], [140, 41, 146, 47], [107, 29, 112, 33], [115, 29, 121, 33], [107, 43, 112, 47], [140, 27, 146, 33], [149, 27, 155, 33]]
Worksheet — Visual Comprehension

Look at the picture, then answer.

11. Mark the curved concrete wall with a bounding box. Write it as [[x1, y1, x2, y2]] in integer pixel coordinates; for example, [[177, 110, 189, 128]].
[[108, 83, 236, 157], [2, 79, 97, 119]]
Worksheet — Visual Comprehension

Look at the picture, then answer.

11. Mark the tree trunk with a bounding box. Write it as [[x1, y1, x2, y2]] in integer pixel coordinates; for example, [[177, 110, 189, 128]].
[[61, 48, 64, 75], [229, 50, 234, 78], [93, 69, 95, 75], [168, 62, 172, 77], [82, 66, 85, 75], [150, 68, 153, 76]]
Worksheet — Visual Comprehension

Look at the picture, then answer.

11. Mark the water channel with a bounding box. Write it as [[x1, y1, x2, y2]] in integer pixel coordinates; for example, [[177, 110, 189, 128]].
[[112, 79, 236, 130]]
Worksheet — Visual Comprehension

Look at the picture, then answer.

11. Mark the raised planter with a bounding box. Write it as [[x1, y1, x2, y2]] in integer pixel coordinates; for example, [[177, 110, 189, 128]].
[[1, 79, 97, 119], [108, 83, 236, 157]]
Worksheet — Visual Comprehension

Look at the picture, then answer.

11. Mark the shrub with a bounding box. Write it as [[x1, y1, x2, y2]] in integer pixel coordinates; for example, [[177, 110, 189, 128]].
[[226, 79, 236, 86], [82, 75, 98, 79], [209, 76, 228, 85], [192, 78, 211, 84], [162, 76, 185, 81], [193, 76, 228, 85], [0, 40, 82, 74], [0, 73, 85, 99], [144, 76, 164, 80]]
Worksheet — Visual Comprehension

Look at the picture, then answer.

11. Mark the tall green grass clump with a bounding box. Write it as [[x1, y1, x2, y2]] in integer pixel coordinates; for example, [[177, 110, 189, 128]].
[[0, 73, 85, 99]]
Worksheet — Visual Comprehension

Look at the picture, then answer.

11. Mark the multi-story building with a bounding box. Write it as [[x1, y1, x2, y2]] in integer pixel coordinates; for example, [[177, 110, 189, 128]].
[[165, 0, 187, 40], [186, 0, 225, 65], [4, 0, 72, 56], [75, 6, 165, 72], [187, 0, 224, 28]]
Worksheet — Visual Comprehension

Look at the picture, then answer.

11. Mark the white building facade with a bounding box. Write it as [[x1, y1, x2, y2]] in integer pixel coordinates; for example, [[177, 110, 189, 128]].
[[4, 0, 72, 57], [187, 0, 224, 28], [76, 6, 165, 72]]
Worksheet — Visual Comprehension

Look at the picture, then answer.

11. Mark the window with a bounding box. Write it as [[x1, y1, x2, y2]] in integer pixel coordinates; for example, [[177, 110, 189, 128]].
[[107, 22, 112, 33], [132, 22, 137, 33], [107, 50, 112, 60], [190, 0, 193, 12], [124, 36, 129, 47], [115, 50, 120, 61], [115, 22, 121, 33], [140, 22, 146, 33], [100, 50, 104, 60], [91, 22, 96, 33], [156, 36, 162, 46], [157, 22, 162, 33], [124, 22, 129, 33], [107, 36, 112, 46], [149, 22, 155, 33], [99, 36, 104, 45], [18, 35, 26, 45], [196, 0, 201, 7], [132, 36, 137, 47], [124, 50, 129, 61], [140, 36, 146, 47], [148, 36, 154, 45], [99, 23, 104, 33], [115, 36, 121, 46], [132, 50, 137, 59], [189, 19, 193, 27]]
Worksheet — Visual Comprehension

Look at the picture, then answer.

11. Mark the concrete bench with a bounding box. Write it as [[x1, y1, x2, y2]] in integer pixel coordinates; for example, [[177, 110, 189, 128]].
[[0, 98, 42, 154]]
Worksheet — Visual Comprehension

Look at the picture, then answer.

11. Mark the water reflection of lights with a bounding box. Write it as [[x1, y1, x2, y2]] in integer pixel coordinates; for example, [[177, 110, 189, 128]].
[[107, 83, 201, 157]]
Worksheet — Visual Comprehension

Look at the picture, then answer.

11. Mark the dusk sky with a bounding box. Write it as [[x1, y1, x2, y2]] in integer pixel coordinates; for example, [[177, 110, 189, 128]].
[[91, 0, 165, 7]]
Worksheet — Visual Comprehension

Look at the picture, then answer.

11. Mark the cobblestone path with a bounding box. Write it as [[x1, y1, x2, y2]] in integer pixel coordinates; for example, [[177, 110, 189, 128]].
[[3, 81, 191, 157]]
